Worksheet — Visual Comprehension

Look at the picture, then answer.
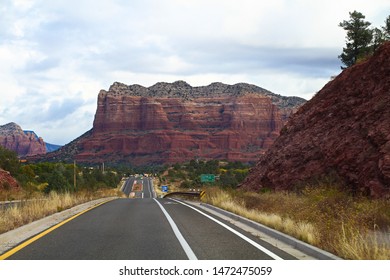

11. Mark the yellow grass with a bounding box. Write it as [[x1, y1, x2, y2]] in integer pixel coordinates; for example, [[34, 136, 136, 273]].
[[202, 187, 390, 259], [0, 188, 121, 234], [0, 189, 28, 201], [336, 223, 390, 260], [203, 188, 319, 245]]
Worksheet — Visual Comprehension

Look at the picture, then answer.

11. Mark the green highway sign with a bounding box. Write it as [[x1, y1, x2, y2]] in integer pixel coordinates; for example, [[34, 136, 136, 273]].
[[200, 174, 215, 183]]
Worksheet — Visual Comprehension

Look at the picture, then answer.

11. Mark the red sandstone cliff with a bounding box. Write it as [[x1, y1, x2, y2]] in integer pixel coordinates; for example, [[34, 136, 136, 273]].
[[241, 42, 390, 198], [0, 123, 47, 157], [40, 82, 305, 165]]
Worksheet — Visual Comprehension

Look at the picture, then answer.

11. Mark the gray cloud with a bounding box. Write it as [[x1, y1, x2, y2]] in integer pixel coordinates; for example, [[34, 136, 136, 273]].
[[43, 98, 84, 122], [22, 57, 60, 73]]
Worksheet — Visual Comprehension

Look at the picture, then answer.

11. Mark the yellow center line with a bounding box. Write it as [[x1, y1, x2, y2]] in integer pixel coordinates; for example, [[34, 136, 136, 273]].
[[0, 198, 117, 260]]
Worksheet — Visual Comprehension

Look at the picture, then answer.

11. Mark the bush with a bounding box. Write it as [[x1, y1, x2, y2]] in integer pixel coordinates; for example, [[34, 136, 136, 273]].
[[0, 146, 20, 176]]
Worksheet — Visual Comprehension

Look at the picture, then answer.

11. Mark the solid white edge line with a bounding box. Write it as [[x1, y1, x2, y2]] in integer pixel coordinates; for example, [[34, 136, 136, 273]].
[[150, 179, 155, 198], [147, 179, 152, 198], [170, 198, 284, 260], [153, 198, 198, 260], [150, 178, 156, 198]]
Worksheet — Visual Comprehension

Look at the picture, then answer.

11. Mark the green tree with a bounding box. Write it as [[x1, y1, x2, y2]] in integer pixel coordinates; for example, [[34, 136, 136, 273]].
[[45, 169, 68, 193], [372, 28, 385, 52], [179, 180, 192, 189], [0, 146, 20, 176], [383, 15, 390, 40], [219, 171, 238, 189], [339, 11, 373, 68]]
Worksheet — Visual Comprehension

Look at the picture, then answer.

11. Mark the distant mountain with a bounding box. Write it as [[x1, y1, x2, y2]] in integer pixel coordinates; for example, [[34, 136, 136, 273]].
[[0, 123, 46, 157], [0, 123, 62, 156], [36, 81, 305, 165], [45, 142, 62, 153], [23, 130, 62, 152], [240, 42, 390, 198]]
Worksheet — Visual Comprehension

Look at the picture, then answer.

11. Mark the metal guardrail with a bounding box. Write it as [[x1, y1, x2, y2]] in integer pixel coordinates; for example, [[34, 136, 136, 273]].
[[0, 199, 47, 211], [163, 191, 205, 199], [0, 200, 25, 211]]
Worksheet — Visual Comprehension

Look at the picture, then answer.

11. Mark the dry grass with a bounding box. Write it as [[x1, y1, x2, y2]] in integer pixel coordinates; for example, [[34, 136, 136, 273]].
[[0, 189, 29, 201], [202, 186, 390, 259], [0, 188, 122, 234], [337, 223, 390, 260], [203, 188, 319, 245]]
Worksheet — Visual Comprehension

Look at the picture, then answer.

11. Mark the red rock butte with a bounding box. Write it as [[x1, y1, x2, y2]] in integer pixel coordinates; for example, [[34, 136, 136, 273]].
[[40, 81, 305, 165], [241, 42, 390, 198]]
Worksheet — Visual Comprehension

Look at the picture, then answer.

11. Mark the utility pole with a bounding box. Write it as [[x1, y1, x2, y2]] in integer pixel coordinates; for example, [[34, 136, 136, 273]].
[[74, 160, 77, 192]]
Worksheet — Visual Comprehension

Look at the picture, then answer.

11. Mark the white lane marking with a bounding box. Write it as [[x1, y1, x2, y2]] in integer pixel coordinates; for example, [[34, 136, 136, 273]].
[[149, 179, 154, 198], [148, 178, 156, 198], [170, 198, 284, 260], [147, 179, 151, 198], [145, 179, 148, 198], [153, 198, 198, 260]]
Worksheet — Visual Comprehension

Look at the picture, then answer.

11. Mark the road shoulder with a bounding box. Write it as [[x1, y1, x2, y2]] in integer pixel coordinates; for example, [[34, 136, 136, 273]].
[[183, 200, 342, 260], [0, 197, 117, 255]]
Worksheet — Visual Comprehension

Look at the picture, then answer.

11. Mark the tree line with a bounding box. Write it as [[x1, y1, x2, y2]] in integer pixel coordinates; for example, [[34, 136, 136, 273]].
[[164, 160, 251, 189], [0, 146, 122, 194], [339, 11, 390, 68]]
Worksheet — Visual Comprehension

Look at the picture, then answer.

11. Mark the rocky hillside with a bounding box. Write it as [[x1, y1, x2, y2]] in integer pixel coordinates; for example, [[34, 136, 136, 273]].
[[0, 168, 19, 191], [39, 81, 305, 165], [0, 123, 47, 157], [241, 42, 390, 198]]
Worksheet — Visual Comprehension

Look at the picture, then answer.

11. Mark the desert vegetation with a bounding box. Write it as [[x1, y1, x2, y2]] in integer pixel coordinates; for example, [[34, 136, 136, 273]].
[[0, 146, 123, 199], [2, 150, 389, 259], [201, 184, 390, 260], [0, 189, 122, 234], [0, 146, 125, 233], [160, 159, 250, 189], [161, 160, 390, 259]]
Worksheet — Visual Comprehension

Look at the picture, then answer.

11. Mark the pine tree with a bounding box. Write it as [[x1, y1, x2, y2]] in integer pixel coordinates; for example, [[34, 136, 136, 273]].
[[383, 15, 390, 40], [338, 11, 373, 68], [372, 27, 385, 52]]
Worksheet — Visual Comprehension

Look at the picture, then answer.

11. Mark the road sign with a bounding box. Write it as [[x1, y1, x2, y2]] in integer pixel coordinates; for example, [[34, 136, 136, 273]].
[[161, 185, 168, 192], [200, 174, 215, 183]]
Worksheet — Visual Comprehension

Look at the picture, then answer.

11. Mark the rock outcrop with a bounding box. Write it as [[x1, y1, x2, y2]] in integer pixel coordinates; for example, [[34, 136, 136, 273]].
[[0, 168, 19, 190], [241, 42, 390, 198], [40, 82, 305, 165], [0, 123, 47, 157]]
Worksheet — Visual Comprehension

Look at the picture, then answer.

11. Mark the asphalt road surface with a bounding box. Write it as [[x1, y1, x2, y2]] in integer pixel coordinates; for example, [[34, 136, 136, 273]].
[[122, 176, 156, 199], [4, 177, 296, 260]]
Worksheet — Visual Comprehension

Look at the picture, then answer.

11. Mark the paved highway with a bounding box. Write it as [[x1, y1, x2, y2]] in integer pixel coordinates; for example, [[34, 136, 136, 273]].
[[122, 176, 156, 199], [4, 177, 296, 260]]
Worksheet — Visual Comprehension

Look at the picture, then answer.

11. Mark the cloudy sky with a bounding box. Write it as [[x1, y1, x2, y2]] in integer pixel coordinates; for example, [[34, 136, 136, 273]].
[[1, 0, 389, 145]]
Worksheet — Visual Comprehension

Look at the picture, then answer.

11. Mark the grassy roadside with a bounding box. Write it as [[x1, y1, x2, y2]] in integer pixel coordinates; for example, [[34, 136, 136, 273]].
[[0, 188, 123, 234], [202, 186, 390, 260]]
